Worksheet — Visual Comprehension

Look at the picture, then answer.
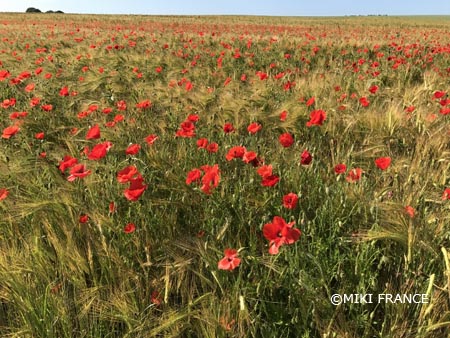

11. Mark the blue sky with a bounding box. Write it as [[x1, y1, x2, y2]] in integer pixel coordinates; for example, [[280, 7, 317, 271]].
[[1, 0, 449, 16]]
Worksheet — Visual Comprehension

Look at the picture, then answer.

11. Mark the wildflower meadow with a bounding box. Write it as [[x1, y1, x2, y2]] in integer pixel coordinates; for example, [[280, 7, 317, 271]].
[[0, 13, 450, 337]]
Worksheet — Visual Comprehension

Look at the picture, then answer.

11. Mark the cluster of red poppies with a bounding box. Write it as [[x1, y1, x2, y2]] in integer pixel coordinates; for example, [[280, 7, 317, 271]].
[[117, 165, 148, 201]]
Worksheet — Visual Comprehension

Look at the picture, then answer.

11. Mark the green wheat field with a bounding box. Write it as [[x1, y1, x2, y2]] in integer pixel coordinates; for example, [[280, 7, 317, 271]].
[[0, 13, 450, 337]]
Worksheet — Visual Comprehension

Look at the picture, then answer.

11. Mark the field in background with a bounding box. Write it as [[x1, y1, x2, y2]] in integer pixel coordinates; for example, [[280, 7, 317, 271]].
[[0, 13, 450, 337]]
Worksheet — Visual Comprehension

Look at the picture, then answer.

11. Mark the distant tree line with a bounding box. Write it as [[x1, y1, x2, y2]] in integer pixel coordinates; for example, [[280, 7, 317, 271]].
[[25, 7, 64, 14]]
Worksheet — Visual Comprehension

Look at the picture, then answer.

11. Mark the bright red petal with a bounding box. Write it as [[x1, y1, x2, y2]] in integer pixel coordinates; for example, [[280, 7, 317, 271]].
[[0, 188, 9, 201], [263, 221, 281, 241], [284, 228, 301, 244]]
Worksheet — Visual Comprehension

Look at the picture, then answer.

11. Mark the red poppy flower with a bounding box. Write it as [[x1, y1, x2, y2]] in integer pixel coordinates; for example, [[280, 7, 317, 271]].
[[136, 99, 152, 109], [41, 104, 53, 112], [243, 151, 257, 164], [117, 166, 140, 183], [218, 249, 241, 271], [35, 132, 45, 140], [9, 111, 27, 120], [306, 109, 326, 127], [124, 176, 147, 201], [300, 150, 312, 165], [124, 222, 136, 234], [30, 97, 40, 107], [242, 150, 262, 167], [433, 90, 446, 99], [187, 114, 199, 122], [0, 70, 11, 81], [59, 86, 69, 96], [439, 99, 450, 106], [346, 168, 363, 183], [185, 81, 193, 91], [247, 122, 262, 134], [25, 83, 35, 92], [196, 138, 208, 149], [404, 205, 415, 218], [125, 144, 141, 155], [375, 157, 391, 170], [59, 155, 78, 172], [186, 168, 202, 185], [306, 97, 315, 107], [442, 188, 450, 201], [144, 134, 158, 145], [282, 193, 299, 209], [283, 81, 295, 91], [279, 133, 294, 148], [369, 85, 379, 94], [78, 111, 90, 119], [87, 142, 113, 160], [263, 216, 301, 255], [256, 164, 278, 186], [206, 142, 219, 153], [280, 110, 288, 121], [67, 164, 91, 182], [18, 71, 31, 80], [256, 164, 273, 178], [440, 107, 450, 115], [176, 120, 196, 138], [226, 146, 246, 161], [116, 100, 127, 111], [0, 188, 9, 201], [200, 164, 220, 194], [334, 163, 347, 174], [79, 214, 89, 223], [151, 290, 161, 305], [261, 174, 280, 187], [85, 124, 101, 140], [440, 99, 450, 107], [223, 123, 235, 133], [359, 97, 370, 107], [2, 98, 16, 108], [2, 125, 20, 139], [256, 71, 268, 80]]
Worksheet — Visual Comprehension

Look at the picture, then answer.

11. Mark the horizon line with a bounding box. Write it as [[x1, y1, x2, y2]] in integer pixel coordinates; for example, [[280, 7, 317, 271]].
[[1, 11, 449, 17]]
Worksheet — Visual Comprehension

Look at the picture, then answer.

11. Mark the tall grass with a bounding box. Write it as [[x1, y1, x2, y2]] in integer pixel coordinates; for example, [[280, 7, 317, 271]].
[[0, 13, 449, 337]]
